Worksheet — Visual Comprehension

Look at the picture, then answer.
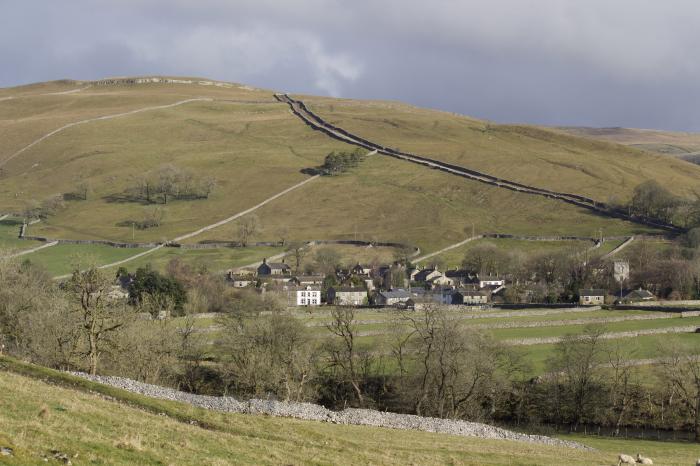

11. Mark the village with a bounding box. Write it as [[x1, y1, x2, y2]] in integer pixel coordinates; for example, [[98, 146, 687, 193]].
[[223, 255, 660, 310]]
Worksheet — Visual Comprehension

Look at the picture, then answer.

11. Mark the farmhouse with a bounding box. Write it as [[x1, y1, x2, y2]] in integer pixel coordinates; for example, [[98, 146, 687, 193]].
[[257, 258, 291, 276], [451, 290, 489, 305], [351, 263, 373, 277], [621, 288, 655, 303], [295, 285, 321, 306], [229, 274, 254, 288], [445, 269, 478, 287], [579, 289, 606, 305], [327, 287, 367, 306], [290, 275, 325, 286], [375, 289, 412, 306], [479, 275, 505, 289]]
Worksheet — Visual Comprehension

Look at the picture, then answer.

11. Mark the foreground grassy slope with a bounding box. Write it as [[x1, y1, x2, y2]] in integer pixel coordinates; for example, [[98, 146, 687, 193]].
[[300, 96, 700, 201], [1, 357, 698, 465]]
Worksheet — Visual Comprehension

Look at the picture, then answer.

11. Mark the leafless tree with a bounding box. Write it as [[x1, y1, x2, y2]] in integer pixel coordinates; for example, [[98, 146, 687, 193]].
[[548, 324, 606, 428], [605, 341, 639, 436], [237, 215, 259, 247], [286, 241, 308, 273], [67, 267, 129, 375], [660, 347, 700, 442], [324, 307, 370, 406]]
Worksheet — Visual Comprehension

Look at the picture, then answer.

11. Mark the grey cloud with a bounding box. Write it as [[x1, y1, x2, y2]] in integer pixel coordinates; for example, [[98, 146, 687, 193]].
[[1, 1, 699, 130]]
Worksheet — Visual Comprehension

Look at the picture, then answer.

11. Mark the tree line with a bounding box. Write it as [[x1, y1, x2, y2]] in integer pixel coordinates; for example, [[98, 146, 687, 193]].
[[1, 257, 698, 441]]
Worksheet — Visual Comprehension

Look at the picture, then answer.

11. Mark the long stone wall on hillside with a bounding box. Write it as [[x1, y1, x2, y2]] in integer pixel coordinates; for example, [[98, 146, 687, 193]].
[[276, 94, 681, 234], [69, 372, 589, 450]]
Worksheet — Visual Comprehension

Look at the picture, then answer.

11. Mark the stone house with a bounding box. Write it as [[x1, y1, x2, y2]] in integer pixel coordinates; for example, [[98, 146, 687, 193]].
[[451, 290, 489, 305], [290, 275, 325, 286], [327, 287, 367, 306], [229, 274, 254, 288], [351, 263, 372, 277], [257, 258, 291, 276], [375, 289, 412, 306]]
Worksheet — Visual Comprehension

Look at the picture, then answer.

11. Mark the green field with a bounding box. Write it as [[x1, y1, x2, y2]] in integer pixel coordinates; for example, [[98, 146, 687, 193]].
[[106, 245, 285, 274], [424, 237, 595, 268], [2, 356, 699, 465], [21, 243, 147, 276], [0, 217, 40, 252], [173, 306, 700, 378]]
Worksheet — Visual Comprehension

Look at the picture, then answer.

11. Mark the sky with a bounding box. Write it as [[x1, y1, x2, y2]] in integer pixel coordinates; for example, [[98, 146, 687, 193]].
[[2, 0, 700, 131]]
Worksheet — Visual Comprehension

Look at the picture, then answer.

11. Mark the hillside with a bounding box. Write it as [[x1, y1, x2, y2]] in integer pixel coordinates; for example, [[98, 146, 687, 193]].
[[2, 356, 699, 465], [0, 76, 694, 271]]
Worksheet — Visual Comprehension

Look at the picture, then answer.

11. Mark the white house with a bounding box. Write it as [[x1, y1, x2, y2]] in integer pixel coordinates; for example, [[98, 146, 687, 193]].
[[479, 276, 505, 288], [579, 289, 605, 305], [296, 286, 321, 306]]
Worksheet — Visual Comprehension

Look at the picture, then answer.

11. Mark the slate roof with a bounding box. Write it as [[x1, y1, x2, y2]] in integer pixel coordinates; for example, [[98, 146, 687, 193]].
[[623, 289, 655, 300], [379, 289, 412, 299], [580, 289, 606, 297]]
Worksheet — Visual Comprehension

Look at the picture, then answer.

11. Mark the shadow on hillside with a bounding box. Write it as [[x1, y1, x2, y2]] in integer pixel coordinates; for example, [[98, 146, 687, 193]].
[[103, 193, 153, 205], [0, 218, 23, 227]]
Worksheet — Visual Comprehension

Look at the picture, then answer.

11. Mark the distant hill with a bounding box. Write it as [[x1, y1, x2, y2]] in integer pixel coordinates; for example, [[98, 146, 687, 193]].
[[557, 126, 700, 163], [1, 77, 696, 265]]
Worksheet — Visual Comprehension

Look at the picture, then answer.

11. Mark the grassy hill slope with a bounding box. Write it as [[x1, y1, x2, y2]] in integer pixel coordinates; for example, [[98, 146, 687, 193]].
[[300, 96, 700, 201], [1, 356, 698, 465], [0, 77, 687, 266]]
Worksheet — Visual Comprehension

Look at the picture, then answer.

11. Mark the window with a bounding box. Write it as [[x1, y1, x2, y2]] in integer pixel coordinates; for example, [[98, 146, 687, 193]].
[[301, 298, 306, 305]]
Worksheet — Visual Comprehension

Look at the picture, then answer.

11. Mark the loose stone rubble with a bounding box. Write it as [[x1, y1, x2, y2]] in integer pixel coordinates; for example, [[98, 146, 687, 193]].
[[70, 372, 590, 450]]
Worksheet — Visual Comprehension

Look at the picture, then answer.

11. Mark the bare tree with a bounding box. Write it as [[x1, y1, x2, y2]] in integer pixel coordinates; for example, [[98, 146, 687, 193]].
[[156, 164, 181, 204], [67, 267, 129, 375], [324, 307, 369, 406], [548, 324, 606, 428], [139, 205, 165, 229], [200, 176, 217, 199], [605, 341, 639, 436], [237, 215, 259, 247], [286, 241, 308, 273], [219, 296, 316, 401], [314, 247, 341, 275], [397, 305, 500, 419], [277, 226, 290, 247], [73, 179, 92, 201], [660, 348, 700, 442]]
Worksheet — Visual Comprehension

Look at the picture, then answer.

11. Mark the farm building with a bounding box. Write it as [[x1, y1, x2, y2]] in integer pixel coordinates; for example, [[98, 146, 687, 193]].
[[579, 289, 606, 305]]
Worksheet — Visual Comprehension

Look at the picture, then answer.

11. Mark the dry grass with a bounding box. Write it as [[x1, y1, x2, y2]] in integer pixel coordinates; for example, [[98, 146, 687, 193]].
[[300, 95, 700, 201], [0, 77, 676, 269]]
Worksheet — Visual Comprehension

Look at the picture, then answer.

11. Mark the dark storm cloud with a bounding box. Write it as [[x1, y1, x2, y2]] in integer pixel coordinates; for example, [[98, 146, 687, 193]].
[[2, 0, 700, 130]]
